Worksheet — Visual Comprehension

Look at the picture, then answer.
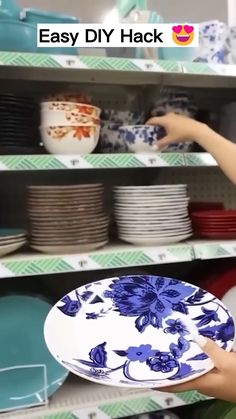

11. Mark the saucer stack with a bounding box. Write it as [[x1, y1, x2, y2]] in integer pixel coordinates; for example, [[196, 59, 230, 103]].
[[27, 184, 109, 254], [0, 229, 27, 257], [114, 185, 193, 245]]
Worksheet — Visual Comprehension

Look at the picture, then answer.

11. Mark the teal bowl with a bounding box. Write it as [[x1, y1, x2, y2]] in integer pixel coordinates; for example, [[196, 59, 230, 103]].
[[0, 295, 68, 411], [0, 20, 37, 52], [21, 8, 79, 24]]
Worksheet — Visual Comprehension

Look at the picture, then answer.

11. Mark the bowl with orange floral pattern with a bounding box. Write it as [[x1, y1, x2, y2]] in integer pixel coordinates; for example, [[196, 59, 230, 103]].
[[40, 125, 100, 155], [41, 102, 101, 118]]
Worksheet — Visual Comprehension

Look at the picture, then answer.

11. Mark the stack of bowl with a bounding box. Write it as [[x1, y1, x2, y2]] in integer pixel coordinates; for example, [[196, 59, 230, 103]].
[[99, 110, 145, 153], [40, 100, 101, 155], [114, 185, 193, 245], [27, 184, 109, 254]]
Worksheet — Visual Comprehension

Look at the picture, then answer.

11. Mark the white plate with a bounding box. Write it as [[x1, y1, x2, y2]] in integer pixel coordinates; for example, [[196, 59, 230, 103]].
[[119, 233, 193, 245], [118, 228, 193, 236], [115, 197, 188, 204], [222, 287, 236, 349], [0, 241, 26, 257], [44, 275, 234, 389], [114, 185, 187, 191], [115, 210, 189, 217], [31, 240, 108, 255], [117, 220, 192, 227]]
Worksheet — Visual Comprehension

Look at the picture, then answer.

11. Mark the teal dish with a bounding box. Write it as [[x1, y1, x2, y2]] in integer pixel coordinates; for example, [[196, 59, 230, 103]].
[[21, 8, 79, 24], [160, 47, 199, 62], [0, 295, 68, 412], [0, 20, 37, 52], [0, 0, 20, 20], [20, 9, 79, 55]]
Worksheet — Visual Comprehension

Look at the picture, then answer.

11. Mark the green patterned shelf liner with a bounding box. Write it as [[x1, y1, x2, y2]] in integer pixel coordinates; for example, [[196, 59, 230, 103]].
[[194, 244, 234, 260], [100, 397, 161, 418], [0, 153, 186, 171], [1, 258, 72, 277], [0, 156, 67, 170], [43, 392, 211, 419], [0, 52, 181, 73], [90, 250, 153, 268], [182, 62, 218, 75], [0, 52, 60, 68], [0, 51, 234, 77], [184, 153, 217, 167]]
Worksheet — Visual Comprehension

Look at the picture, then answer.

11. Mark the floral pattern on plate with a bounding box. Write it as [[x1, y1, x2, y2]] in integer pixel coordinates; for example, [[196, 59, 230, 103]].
[[44, 275, 234, 388]]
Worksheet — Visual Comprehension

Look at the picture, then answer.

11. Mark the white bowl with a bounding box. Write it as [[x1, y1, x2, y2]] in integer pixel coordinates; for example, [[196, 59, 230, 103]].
[[40, 125, 100, 155], [41, 110, 100, 127], [41, 102, 101, 118]]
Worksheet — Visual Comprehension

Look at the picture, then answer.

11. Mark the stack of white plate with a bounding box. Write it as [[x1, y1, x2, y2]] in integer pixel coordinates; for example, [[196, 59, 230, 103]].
[[28, 184, 109, 254], [114, 185, 193, 245]]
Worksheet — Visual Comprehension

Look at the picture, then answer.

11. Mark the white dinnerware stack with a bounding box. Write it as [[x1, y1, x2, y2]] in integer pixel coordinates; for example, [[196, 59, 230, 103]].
[[113, 185, 193, 245]]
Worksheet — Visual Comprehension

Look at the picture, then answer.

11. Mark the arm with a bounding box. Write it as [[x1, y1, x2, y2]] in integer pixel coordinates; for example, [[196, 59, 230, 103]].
[[193, 124, 236, 185], [146, 114, 236, 186]]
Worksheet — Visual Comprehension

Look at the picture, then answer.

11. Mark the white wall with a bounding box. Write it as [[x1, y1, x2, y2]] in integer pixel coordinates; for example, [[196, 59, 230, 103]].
[[18, 0, 228, 23]]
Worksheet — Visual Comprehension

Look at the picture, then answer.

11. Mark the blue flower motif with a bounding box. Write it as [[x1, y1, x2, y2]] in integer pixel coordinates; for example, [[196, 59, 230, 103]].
[[57, 293, 81, 317], [164, 319, 189, 336], [194, 307, 220, 328], [216, 318, 235, 343], [104, 276, 195, 332], [126, 344, 155, 363], [147, 352, 178, 373], [122, 130, 136, 144], [86, 312, 99, 320]]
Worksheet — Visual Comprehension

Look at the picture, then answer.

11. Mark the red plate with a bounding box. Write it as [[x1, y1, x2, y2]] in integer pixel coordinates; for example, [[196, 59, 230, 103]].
[[192, 210, 236, 219], [196, 231, 236, 239]]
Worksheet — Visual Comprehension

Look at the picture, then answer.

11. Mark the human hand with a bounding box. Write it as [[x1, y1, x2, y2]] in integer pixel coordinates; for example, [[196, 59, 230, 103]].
[[146, 113, 206, 150], [155, 337, 236, 403]]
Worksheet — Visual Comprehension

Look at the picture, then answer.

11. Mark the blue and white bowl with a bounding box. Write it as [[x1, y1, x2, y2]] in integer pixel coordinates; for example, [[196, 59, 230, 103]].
[[119, 125, 193, 153], [99, 122, 127, 153], [119, 125, 165, 153], [101, 110, 145, 125]]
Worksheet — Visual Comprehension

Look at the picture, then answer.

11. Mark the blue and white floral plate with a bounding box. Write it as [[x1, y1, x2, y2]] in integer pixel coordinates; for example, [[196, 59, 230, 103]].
[[44, 275, 234, 389]]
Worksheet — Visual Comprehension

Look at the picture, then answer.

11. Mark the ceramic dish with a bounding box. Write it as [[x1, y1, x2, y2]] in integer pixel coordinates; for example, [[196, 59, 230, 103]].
[[119, 125, 166, 153], [32, 241, 108, 254], [40, 125, 100, 155], [41, 110, 100, 127], [0, 295, 68, 411], [44, 275, 234, 389], [28, 184, 109, 254], [118, 233, 193, 245], [101, 110, 145, 125], [0, 241, 26, 257], [41, 102, 101, 118], [99, 122, 127, 153]]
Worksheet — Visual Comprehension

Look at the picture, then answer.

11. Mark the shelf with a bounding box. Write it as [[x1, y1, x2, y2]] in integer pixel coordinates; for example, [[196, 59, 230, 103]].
[[191, 239, 236, 260], [0, 153, 217, 171], [0, 52, 236, 87], [0, 243, 194, 279], [0, 376, 210, 419], [1, 239, 236, 279]]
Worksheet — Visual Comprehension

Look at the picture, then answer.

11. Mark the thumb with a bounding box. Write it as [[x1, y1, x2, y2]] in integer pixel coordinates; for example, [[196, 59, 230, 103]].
[[152, 135, 173, 151], [196, 336, 232, 371]]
